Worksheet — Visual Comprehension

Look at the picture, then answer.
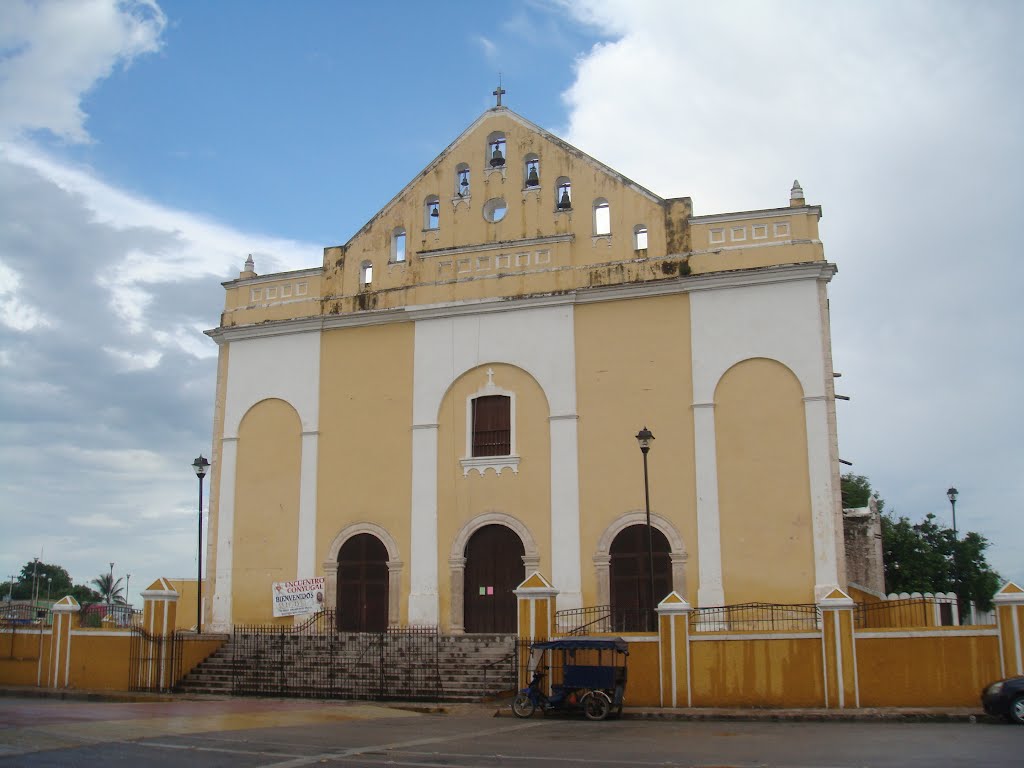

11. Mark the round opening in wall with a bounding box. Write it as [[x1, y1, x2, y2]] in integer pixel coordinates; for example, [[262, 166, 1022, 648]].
[[483, 198, 508, 223]]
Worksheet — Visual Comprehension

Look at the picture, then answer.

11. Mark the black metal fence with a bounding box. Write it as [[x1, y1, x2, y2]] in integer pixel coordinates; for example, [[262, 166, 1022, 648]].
[[231, 611, 442, 701], [554, 605, 655, 634], [853, 596, 955, 629], [1, 603, 52, 628], [80, 603, 141, 629], [129, 628, 229, 692], [690, 602, 821, 632]]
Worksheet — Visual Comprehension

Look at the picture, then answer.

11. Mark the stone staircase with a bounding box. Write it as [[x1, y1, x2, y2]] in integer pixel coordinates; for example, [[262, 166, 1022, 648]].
[[176, 632, 518, 703]]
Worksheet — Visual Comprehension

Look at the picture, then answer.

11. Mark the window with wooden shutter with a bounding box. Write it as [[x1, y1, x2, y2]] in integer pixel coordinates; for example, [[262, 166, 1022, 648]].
[[472, 395, 511, 457]]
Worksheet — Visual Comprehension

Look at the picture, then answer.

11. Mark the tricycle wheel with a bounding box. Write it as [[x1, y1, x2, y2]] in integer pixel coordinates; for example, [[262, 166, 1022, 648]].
[[512, 693, 536, 718], [582, 691, 611, 721]]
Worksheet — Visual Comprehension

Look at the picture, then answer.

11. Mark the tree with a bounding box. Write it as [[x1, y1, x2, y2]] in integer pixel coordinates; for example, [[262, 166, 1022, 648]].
[[90, 572, 125, 605], [841, 473, 1001, 617], [840, 472, 884, 513], [882, 512, 1002, 615], [4, 560, 105, 607], [8, 560, 74, 602]]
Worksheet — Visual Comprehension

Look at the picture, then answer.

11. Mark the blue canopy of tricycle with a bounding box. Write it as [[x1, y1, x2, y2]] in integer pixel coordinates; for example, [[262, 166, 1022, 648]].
[[529, 636, 629, 654]]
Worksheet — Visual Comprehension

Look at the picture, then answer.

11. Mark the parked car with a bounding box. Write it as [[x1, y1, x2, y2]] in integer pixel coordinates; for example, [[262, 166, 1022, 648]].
[[981, 676, 1024, 724]]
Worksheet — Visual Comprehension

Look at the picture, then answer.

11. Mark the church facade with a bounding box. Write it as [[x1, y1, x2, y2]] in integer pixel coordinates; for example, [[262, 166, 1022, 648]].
[[204, 101, 846, 633]]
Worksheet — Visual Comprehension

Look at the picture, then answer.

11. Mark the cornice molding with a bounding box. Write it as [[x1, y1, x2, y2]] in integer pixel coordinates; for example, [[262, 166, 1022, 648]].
[[207, 262, 837, 343], [691, 205, 823, 224], [221, 267, 322, 288]]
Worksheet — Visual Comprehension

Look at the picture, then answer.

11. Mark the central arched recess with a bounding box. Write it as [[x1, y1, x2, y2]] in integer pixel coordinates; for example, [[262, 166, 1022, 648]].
[[463, 525, 524, 633], [610, 524, 671, 632], [337, 533, 388, 632]]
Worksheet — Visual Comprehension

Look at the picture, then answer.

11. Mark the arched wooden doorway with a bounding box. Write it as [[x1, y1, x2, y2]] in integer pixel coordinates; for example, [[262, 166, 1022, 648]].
[[337, 533, 388, 632], [463, 525, 524, 633], [610, 524, 671, 631]]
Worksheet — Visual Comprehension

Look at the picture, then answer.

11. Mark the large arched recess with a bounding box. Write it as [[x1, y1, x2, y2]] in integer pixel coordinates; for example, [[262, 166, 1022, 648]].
[[233, 398, 302, 624], [714, 358, 815, 604], [435, 364, 550, 632]]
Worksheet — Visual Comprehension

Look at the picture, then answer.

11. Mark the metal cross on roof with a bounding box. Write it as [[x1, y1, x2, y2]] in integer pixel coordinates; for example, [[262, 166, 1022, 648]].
[[493, 80, 505, 107]]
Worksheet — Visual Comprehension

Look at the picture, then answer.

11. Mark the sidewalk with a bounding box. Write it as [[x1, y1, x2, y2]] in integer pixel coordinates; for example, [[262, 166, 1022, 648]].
[[1, 686, 988, 723]]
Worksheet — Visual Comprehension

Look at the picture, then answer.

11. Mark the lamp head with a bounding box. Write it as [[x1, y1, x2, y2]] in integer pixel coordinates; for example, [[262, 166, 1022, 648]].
[[635, 426, 655, 454], [946, 487, 958, 504], [193, 455, 210, 479]]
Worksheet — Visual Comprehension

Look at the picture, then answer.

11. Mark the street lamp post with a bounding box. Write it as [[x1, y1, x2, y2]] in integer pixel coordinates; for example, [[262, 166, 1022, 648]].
[[125, 573, 131, 608], [635, 427, 656, 632], [31, 558, 39, 609], [193, 455, 210, 634], [946, 487, 958, 538], [108, 562, 114, 606], [45, 577, 51, 604]]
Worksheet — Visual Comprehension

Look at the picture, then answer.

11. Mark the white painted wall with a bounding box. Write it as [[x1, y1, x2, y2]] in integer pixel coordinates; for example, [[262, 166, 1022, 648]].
[[211, 331, 322, 630], [411, 304, 582, 623], [689, 276, 840, 604]]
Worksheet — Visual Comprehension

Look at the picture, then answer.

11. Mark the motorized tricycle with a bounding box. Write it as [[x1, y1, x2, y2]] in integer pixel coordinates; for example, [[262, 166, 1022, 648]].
[[512, 636, 628, 721]]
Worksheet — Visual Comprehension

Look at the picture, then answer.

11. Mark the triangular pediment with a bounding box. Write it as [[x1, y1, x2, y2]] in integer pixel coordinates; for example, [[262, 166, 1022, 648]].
[[517, 571, 553, 590], [347, 106, 665, 250], [145, 577, 174, 592], [338, 107, 676, 273]]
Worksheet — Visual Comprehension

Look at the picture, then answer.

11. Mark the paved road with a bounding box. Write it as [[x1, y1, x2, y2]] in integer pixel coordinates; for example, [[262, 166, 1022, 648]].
[[0, 698, 1019, 767]]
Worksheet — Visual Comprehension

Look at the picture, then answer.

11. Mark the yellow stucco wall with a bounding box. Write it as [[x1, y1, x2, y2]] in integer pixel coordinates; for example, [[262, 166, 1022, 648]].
[[715, 359, 815, 604], [0, 630, 48, 686], [233, 398, 302, 625], [856, 629, 1001, 706], [65, 632, 132, 690], [436, 364, 551, 628], [574, 294, 696, 604], [621, 638, 660, 706], [168, 579, 204, 630], [317, 322, 415, 622], [690, 635, 825, 707]]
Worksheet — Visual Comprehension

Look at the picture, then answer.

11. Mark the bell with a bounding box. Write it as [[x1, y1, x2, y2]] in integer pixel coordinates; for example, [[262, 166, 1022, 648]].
[[557, 188, 571, 210], [527, 165, 539, 187], [490, 143, 505, 167], [460, 173, 469, 189], [430, 203, 439, 219]]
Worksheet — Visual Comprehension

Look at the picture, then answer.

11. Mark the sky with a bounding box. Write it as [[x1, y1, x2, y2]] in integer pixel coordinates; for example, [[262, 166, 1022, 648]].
[[1, 0, 1021, 606]]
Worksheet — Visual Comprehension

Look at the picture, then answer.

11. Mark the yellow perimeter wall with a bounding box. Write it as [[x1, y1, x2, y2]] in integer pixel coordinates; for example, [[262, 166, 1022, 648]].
[[1, 586, 1017, 708]]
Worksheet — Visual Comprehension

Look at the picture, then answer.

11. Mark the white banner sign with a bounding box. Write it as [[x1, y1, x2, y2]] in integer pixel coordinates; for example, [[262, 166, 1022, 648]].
[[272, 577, 325, 617]]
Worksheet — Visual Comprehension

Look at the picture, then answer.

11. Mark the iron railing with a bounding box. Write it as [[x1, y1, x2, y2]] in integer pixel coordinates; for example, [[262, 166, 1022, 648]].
[[554, 605, 655, 634], [0, 603, 51, 628], [853, 596, 956, 629], [231, 610, 442, 701], [79, 603, 141, 629], [690, 602, 821, 632]]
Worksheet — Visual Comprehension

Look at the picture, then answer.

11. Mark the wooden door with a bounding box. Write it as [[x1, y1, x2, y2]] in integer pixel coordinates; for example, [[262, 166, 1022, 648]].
[[610, 524, 672, 631], [337, 533, 388, 632], [463, 525, 524, 633]]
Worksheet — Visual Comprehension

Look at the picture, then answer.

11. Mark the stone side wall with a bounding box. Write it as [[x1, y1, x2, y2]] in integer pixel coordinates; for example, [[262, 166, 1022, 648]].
[[842, 496, 885, 594]]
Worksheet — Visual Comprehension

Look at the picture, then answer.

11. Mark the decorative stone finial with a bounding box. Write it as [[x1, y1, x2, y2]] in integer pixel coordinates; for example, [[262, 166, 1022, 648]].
[[244, 254, 255, 272], [790, 180, 805, 206]]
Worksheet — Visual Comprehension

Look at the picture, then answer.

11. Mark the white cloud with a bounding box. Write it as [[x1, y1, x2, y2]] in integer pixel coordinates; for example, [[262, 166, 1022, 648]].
[[475, 35, 498, 61], [0, 0, 167, 142], [0, 259, 52, 331], [73, 513, 124, 529], [102, 345, 162, 371], [558, 1, 1024, 586]]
